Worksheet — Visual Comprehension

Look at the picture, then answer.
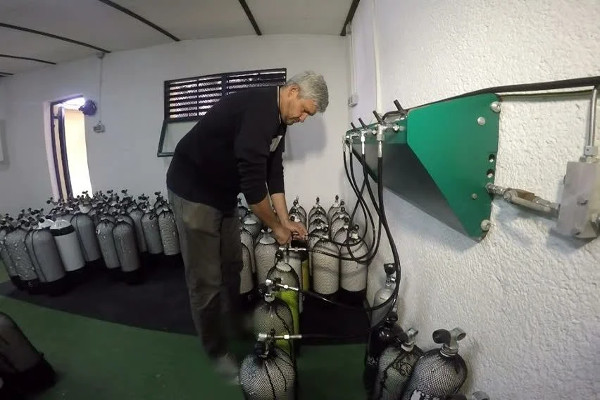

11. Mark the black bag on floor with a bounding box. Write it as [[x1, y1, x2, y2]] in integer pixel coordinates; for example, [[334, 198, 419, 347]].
[[0, 376, 23, 400], [0, 312, 56, 394]]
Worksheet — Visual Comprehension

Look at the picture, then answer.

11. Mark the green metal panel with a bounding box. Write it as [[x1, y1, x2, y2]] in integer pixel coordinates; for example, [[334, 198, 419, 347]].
[[348, 93, 500, 240]]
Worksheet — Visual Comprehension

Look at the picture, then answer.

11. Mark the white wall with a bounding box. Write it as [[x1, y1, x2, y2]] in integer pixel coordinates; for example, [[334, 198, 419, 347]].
[[0, 34, 349, 214], [351, 0, 600, 399]]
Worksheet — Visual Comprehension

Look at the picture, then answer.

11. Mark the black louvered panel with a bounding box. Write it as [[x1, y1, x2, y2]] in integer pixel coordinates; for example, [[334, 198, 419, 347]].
[[225, 69, 286, 93], [164, 68, 286, 121]]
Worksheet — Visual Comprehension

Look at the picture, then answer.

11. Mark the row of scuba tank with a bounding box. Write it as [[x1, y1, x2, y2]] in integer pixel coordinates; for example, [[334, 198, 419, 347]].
[[241, 308, 490, 400], [0, 190, 181, 295], [238, 195, 369, 303]]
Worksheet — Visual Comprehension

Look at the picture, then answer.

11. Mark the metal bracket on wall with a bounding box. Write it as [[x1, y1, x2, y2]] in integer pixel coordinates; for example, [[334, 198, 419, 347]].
[[347, 76, 600, 242], [348, 93, 500, 241]]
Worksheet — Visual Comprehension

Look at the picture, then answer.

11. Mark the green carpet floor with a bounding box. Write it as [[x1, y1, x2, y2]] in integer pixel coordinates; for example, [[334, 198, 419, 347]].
[[0, 262, 367, 400]]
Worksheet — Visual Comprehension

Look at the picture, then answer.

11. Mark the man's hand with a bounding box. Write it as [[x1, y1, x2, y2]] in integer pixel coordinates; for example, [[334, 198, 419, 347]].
[[273, 225, 293, 245], [283, 219, 308, 240]]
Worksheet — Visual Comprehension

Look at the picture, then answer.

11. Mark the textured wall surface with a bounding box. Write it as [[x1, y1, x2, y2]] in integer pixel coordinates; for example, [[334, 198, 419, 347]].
[[351, 0, 600, 398], [0, 34, 348, 215]]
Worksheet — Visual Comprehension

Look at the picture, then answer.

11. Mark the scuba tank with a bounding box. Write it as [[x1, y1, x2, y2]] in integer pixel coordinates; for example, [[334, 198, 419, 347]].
[[267, 250, 301, 336], [242, 214, 262, 239], [253, 286, 295, 357], [327, 195, 342, 222], [141, 202, 163, 256], [237, 197, 249, 219], [70, 211, 102, 266], [0, 312, 56, 394], [240, 225, 257, 310], [308, 213, 328, 235], [286, 228, 309, 293], [288, 197, 307, 226], [364, 313, 405, 396], [128, 203, 147, 254], [254, 229, 278, 286], [372, 328, 423, 400], [240, 337, 296, 400], [401, 328, 468, 400], [311, 232, 340, 298], [330, 207, 350, 239], [307, 197, 326, 225], [308, 222, 328, 276], [4, 220, 40, 294], [157, 203, 180, 257], [96, 213, 121, 279], [332, 215, 350, 243], [24, 218, 68, 296], [113, 216, 142, 284], [0, 218, 23, 290], [372, 263, 398, 327], [339, 226, 369, 305], [50, 216, 86, 281]]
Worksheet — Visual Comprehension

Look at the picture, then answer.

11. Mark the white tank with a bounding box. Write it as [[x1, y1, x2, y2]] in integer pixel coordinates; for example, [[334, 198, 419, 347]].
[[254, 231, 278, 286], [312, 237, 340, 296], [50, 218, 85, 273], [340, 231, 369, 292], [240, 226, 256, 295]]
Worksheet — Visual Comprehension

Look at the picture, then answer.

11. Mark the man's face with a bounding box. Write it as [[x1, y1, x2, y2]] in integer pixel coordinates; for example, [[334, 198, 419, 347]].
[[283, 86, 317, 125]]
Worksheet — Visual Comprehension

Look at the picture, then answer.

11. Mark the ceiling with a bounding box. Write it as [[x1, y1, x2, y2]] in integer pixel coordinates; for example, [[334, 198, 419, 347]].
[[0, 0, 359, 77]]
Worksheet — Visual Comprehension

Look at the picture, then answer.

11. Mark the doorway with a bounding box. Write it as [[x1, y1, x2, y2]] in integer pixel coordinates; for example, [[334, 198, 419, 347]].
[[50, 96, 93, 199]]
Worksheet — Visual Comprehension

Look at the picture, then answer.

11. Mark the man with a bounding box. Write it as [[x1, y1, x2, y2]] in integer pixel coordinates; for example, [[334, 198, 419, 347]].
[[166, 71, 329, 382]]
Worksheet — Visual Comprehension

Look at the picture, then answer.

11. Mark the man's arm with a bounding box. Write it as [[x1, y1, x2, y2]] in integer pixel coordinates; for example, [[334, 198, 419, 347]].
[[271, 193, 308, 239], [249, 194, 291, 245]]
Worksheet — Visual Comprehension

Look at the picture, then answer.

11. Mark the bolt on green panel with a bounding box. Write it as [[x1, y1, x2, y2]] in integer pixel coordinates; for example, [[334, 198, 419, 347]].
[[347, 93, 500, 240]]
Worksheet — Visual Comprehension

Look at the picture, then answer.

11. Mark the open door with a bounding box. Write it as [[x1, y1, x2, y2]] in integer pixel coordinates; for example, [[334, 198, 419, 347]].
[[50, 96, 92, 200]]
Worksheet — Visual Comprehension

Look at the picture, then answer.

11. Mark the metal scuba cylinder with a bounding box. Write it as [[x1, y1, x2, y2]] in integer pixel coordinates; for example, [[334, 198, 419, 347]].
[[0, 219, 23, 290], [4, 221, 40, 293], [70, 212, 102, 263], [288, 197, 307, 226], [240, 225, 257, 308], [307, 197, 326, 224], [364, 313, 405, 396], [242, 214, 262, 239], [237, 197, 249, 220], [287, 237, 310, 293], [330, 214, 349, 242], [49, 216, 86, 278], [311, 234, 340, 297], [308, 223, 328, 275], [240, 338, 296, 400], [327, 195, 342, 222], [339, 226, 369, 303], [267, 250, 301, 335], [0, 312, 56, 393], [293, 197, 307, 222], [372, 263, 398, 327], [308, 211, 327, 230], [254, 229, 278, 286], [253, 287, 295, 357], [372, 328, 423, 400], [128, 207, 147, 253], [157, 205, 180, 256], [113, 217, 141, 283], [24, 220, 68, 295], [141, 204, 163, 255], [401, 328, 468, 400], [96, 216, 121, 278]]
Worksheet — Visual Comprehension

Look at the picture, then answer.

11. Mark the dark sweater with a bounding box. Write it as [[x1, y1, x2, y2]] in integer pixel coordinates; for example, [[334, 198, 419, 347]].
[[166, 87, 286, 212]]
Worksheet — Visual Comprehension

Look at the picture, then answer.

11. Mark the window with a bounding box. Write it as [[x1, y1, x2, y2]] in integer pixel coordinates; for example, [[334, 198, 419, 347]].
[[158, 68, 286, 156]]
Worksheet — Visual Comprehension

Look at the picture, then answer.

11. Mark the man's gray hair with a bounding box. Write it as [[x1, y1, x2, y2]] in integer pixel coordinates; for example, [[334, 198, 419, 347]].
[[285, 71, 329, 113]]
